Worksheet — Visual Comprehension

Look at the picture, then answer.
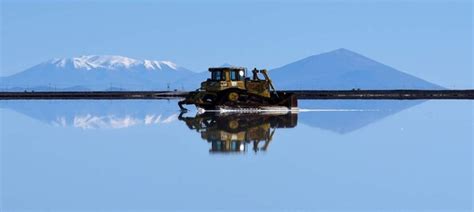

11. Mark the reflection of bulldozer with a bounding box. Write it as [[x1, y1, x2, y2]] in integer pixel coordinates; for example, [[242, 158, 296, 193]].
[[178, 67, 297, 111], [178, 112, 298, 153]]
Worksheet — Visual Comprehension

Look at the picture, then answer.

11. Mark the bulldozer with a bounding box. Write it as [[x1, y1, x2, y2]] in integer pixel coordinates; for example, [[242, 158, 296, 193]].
[[178, 111, 298, 153], [178, 67, 297, 111]]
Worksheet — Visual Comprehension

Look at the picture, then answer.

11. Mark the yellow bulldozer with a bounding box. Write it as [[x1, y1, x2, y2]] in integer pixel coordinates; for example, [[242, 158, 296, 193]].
[[178, 112, 298, 153], [178, 67, 297, 111]]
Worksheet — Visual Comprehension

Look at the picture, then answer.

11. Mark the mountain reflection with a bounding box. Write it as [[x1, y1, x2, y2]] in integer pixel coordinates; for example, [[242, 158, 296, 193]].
[[178, 112, 297, 153], [0, 100, 179, 129], [0, 100, 422, 133]]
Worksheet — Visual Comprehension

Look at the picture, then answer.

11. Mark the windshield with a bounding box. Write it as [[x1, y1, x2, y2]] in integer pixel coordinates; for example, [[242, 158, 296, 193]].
[[211, 71, 225, 81], [230, 70, 245, 81]]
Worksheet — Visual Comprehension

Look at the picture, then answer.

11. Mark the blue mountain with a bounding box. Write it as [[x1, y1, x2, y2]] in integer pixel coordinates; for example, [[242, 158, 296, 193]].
[[269, 48, 443, 90]]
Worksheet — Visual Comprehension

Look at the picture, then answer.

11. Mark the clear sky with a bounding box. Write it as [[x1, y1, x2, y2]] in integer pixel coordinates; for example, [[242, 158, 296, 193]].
[[1, 0, 472, 88]]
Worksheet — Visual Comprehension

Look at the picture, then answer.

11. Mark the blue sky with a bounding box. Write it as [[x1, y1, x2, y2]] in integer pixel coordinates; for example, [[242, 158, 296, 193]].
[[1, 0, 472, 88]]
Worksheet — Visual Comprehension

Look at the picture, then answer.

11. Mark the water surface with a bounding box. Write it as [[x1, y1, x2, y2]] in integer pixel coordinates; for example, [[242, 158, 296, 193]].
[[1, 100, 472, 211]]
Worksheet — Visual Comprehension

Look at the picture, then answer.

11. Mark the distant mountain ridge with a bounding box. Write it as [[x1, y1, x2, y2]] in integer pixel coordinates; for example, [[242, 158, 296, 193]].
[[270, 48, 443, 90], [1, 55, 193, 91], [0, 49, 443, 91]]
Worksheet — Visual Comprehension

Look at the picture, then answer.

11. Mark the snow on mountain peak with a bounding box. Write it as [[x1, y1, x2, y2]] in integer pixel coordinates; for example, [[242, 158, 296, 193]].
[[47, 55, 179, 71], [143, 60, 177, 70]]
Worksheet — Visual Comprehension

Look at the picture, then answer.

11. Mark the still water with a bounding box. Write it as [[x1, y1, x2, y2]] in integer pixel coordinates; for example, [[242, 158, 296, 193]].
[[0, 100, 472, 211]]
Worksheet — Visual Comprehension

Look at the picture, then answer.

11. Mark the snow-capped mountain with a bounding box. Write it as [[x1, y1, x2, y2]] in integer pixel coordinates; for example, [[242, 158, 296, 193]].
[[47, 55, 180, 71], [1, 55, 194, 90]]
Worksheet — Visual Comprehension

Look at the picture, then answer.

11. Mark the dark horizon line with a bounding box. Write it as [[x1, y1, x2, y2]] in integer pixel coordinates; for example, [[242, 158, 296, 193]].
[[1, 89, 473, 100]]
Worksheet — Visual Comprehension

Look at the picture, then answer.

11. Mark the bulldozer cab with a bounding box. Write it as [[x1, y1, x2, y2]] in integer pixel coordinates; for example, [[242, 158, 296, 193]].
[[209, 67, 246, 81], [203, 67, 247, 92]]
